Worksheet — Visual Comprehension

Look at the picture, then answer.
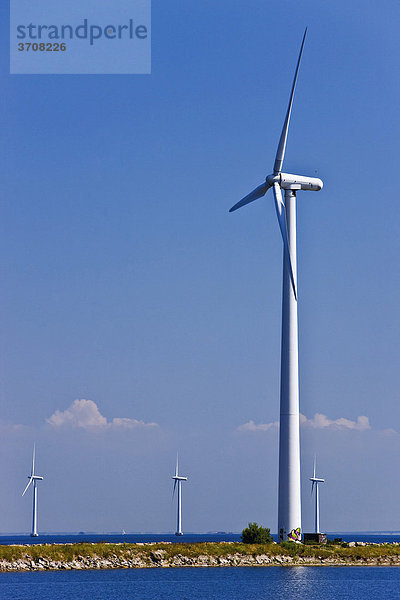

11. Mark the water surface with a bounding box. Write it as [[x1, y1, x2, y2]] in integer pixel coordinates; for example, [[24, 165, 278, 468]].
[[1, 567, 400, 600]]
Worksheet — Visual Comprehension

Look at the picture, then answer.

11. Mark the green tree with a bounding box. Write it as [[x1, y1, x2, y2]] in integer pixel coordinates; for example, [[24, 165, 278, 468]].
[[241, 522, 273, 544]]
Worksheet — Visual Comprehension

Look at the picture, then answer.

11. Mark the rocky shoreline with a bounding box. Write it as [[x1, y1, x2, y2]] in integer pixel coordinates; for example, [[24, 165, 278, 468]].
[[1, 542, 400, 572]]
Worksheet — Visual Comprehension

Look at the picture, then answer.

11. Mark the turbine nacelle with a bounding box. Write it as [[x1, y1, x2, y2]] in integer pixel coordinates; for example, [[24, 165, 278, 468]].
[[22, 445, 44, 497], [310, 457, 325, 493], [267, 173, 323, 192], [22, 475, 43, 496]]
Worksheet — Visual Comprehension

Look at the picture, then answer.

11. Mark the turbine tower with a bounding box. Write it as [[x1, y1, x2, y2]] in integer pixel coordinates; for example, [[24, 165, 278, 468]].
[[310, 457, 325, 534], [172, 455, 187, 536], [22, 445, 44, 537], [229, 29, 323, 542]]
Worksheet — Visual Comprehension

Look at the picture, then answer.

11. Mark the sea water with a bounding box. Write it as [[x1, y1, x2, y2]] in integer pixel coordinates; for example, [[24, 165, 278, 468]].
[[1, 567, 400, 600], [1, 533, 400, 545]]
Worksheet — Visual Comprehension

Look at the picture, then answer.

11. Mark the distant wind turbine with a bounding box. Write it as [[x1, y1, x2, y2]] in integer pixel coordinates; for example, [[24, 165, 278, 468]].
[[172, 455, 187, 536], [22, 445, 44, 537], [310, 457, 325, 534], [229, 28, 323, 541]]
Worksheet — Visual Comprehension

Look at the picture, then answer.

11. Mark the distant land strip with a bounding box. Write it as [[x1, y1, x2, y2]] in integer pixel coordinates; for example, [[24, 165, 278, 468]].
[[2, 542, 400, 571]]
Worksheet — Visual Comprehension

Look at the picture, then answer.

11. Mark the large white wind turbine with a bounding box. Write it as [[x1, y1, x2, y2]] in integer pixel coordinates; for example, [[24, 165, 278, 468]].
[[229, 29, 323, 542], [22, 445, 44, 537], [172, 455, 187, 536], [310, 457, 325, 534]]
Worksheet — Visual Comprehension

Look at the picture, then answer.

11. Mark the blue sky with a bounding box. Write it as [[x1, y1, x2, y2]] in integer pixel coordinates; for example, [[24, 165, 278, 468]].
[[0, 0, 399, 534]]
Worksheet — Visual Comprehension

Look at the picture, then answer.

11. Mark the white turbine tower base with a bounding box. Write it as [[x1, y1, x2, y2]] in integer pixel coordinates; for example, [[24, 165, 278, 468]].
[[22, 445, 44, 537], [277, 187, 301, 542], [229, 29, 323, 542], [172, 455, 187, 536]]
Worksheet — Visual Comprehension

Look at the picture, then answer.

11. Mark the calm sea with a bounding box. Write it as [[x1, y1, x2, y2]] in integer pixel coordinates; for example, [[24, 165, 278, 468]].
[[1, 567, 400, 600]]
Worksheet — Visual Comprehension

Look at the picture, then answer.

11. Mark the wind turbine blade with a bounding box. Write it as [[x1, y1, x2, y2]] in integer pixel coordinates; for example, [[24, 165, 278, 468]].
[[313, 455, 316, 479], [22, 478, 33, 497], [31, 444, 36, 477], [173, 479, 177, 499], [272, 183, 297, 300], [175, 454, 179, 478], [311, 480, 315, 495], [273, 28, 307, 174], [229, 182, 271, 213]]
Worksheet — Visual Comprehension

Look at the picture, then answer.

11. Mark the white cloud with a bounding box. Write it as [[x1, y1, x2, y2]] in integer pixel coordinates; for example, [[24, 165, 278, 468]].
[[46, 399, 158, 431], [237, 413, 371, 433], [300, 413, 370, 431], [0, 421, 27, 433], [236, 419, 279, 432]]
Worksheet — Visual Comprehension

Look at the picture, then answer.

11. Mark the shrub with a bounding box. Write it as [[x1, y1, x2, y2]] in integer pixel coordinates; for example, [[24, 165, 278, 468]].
[[241, 522, 273, 544]]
